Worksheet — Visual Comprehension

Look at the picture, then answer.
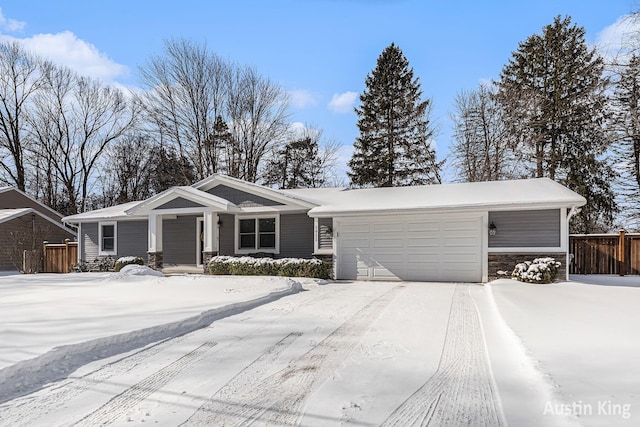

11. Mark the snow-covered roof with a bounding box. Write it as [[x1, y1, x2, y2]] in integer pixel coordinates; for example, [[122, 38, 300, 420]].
[[63, 201, 143, 223], [278, 187, 347, 205], [307, 178, 587, 217], [0, 208, 33, 224], [0, 207, 77, 235]]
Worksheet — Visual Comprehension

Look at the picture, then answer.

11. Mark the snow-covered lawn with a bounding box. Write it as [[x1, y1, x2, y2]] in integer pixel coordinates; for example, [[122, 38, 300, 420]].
[[0, 268, 305, 400], [486, 275, 640, 426], [0, 272, 638, 425]]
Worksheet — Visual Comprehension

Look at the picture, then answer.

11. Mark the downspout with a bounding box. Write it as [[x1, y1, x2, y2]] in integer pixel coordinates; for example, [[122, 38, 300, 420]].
[[565, 206, 581, 280]]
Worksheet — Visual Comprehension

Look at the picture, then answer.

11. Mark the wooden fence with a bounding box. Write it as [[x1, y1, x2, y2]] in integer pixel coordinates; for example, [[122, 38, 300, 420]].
[[43, 239, 78, 273], [569, 231, 640, 275]]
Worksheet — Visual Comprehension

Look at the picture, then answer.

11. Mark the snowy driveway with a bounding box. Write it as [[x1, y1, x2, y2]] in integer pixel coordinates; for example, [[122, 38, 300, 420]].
[[0, 281, 506, 426]]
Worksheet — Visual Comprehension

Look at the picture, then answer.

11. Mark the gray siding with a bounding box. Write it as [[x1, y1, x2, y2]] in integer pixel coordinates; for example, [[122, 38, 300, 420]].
[[488, 209, 560, 248], [279, 213, 314, 258], [207, 184, 283, 207], [82, 222, 99, 261], [318, 217, 333, 250], [217, 213, 313, 259], [156, 197, 205, 209], [218, 213, 235, 256], [81, 220, 148, 261], [117, 220, 148, 259], [163, 215, 198, 265]]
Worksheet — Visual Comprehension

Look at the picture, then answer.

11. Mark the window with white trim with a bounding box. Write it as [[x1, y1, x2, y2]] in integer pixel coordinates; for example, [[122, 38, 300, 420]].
[[236, 216, 279, 253], [99, 221, 117, 255]]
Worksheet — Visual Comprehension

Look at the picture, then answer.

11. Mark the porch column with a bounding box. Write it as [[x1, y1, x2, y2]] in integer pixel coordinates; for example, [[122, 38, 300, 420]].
[[148, 212, 163, 269], [202, 210, 218, 270]]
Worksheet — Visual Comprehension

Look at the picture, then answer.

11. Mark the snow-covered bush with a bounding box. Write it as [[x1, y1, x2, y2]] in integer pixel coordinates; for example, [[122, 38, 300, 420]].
[[114, 256, 145, 272], [208, 256, 331, 279], [512, 257, 561, 284]]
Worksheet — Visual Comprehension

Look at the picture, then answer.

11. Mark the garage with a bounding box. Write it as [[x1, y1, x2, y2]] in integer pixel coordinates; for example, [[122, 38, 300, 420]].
[[335, 214, 483, 282]]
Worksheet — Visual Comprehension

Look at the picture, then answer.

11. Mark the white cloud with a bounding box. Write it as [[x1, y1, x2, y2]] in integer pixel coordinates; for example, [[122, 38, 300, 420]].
[[0, 30, 129, 83], [595, 14, 640, 63], [328, 91, 358, 113], [0, 8, 25, 32], [288, 89, 317, 108]]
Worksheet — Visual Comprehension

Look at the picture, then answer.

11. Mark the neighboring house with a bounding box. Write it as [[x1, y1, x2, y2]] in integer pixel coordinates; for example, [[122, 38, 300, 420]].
[[0, 187, 77, 271], [63, 174, 586, 282]]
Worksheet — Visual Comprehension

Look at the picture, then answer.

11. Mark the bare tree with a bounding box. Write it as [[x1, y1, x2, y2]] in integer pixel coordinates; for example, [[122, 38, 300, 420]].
[[450, 83, 522, 182], [225, 66, 290, 182], [139, 38, 229, 180], [0, 42, 48, 190], [28, 65, 137, 214]]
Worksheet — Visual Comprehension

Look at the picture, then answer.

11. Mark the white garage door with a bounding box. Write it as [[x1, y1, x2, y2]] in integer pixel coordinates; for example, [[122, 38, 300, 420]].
[[336, 214, 482, 282]]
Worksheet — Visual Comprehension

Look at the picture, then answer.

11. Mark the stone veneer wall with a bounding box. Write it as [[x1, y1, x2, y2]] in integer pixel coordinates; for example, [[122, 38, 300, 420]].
[[148, 251, 163, 270], [488, 252, 567, 281], [202, 251, 218, 273]]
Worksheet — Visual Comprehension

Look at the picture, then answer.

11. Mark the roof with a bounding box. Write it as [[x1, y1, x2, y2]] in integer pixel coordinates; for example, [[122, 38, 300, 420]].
[[62, 176, 587, 223], [307, 178, 587, 217], [0, 208, 33, 224], [0, 186, 66, 221], [0, 208, 77, 235], [63, 201, 143, 223], [125, 186, 239, 215]]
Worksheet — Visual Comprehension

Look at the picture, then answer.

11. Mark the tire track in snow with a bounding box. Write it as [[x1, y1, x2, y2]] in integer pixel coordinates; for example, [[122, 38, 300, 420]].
[[382, 284, 505, 427], [0, 334, 190, 427], [0, 285, 337, 426], [75, 341, 217, 426], [185, 285, 403, 426]]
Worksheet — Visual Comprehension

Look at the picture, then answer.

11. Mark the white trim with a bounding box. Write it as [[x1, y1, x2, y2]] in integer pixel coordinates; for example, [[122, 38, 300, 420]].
[[234, 214, 280, 255], [98, 221, 117, 256], [126, 186, 238, 215], [487, 247, 564, 253], [194, 175, 318, 209], [196, 217, 204, 267], [0, 207, 77, 237]]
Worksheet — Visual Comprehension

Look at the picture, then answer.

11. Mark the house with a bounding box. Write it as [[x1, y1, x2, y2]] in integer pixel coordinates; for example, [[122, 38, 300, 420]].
[[62, 174, 586, 282], [0, 187, 77, 271]]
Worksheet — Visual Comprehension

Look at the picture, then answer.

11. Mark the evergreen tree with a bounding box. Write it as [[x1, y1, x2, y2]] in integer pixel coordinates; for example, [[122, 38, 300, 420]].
[[348, 43, 441, 187], [611, 55, 640, 231], [498, 16, 616, 233], [149, 145, 195, 194], [263, 137, 324, 189]]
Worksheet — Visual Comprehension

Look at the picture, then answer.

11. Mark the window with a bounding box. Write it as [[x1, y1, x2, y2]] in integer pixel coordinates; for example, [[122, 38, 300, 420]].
[[99, 221, 117, 255], [236, 216, 279, 253]]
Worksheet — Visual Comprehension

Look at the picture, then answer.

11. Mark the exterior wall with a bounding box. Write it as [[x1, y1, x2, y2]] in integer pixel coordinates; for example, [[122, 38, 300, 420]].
[[206, 184, 283, 207], [488, 252, 567, 281], [279, 213, 314, 258], [0, 215, 74, 270], [163, 215, 198, 265], [81, 222, 99, 261], [217, 213, 313, 259], [488, 209, 560, 248], [117, 220, 148, 259], [0, 189, 64, 222], [81, 220, 148, 262], [156, 197, 205, 210]]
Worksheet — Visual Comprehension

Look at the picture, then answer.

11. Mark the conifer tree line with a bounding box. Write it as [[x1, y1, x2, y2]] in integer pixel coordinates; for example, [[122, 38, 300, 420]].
[[1, 15, 640, 233], [0, 38, 338, 216], [348, 16, 638, 232]]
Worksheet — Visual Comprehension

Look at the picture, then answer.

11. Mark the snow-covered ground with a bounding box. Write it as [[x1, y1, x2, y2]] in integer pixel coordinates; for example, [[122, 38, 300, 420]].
[[485, 275, 640, 426], [0, 272, 638, 425]]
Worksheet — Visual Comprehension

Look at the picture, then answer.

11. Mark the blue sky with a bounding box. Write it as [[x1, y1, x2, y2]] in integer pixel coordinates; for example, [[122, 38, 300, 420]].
[[1, 0, 638, 181]]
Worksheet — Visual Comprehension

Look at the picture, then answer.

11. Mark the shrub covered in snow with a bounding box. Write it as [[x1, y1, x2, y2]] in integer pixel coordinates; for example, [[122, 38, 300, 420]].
[[208, 256, 331, 279], [512, 257, 561, 284], [114, 256, 145, 272]]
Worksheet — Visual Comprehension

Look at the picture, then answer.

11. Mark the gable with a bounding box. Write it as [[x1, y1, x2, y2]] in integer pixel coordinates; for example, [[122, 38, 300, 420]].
[[0, 188, 63, 221], [207, 185, 284, 208], [155, 197, 206, 210]]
